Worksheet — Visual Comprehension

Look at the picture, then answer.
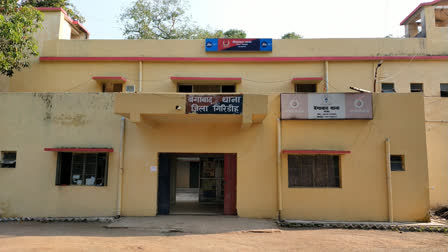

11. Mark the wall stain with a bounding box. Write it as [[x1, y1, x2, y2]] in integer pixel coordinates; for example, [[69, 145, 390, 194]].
[[33, 93, 54, 121], [0, 201, 11, 218], [52, 114, 88, 126]]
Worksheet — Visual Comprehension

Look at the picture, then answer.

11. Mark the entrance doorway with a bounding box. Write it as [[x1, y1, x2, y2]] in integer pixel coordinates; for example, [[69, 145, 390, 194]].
[[157, 153, 237, 215]]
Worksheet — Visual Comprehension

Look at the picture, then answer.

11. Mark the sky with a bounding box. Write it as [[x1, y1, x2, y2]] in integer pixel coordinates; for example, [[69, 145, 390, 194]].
[[70, 0, 425, 40]]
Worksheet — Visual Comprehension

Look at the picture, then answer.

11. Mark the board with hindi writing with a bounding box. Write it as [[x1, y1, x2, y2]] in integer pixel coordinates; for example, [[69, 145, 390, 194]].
[[186, 95, 243, 115]]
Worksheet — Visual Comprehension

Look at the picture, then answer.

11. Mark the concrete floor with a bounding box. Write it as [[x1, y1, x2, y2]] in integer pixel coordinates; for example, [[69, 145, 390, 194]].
[[2, 218, 448, 251], [172, 188, 223, 215], [106, 216, 277, 234]]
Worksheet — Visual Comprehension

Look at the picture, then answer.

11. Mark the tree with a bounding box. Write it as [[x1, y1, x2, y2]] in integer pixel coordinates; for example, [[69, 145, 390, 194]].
[[121, 0, 247, 40], [0, 0, 43, 77], [19, 0, 85, 23], [192, 29, 246, 39], [281, 32, 302, 39], [121, 0, 200, 39], [223, 29, 246, 38]]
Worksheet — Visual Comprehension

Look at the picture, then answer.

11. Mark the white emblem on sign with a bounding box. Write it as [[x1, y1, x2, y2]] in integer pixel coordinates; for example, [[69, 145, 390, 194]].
[[321, 94, 332, 105], [354, 99, 364, 109], [289, 99, 300, 109]]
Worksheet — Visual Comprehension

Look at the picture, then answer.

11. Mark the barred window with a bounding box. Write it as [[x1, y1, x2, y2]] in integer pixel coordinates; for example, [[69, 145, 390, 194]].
[[288, 155, 340, 188], [56, 153, 108, 186]]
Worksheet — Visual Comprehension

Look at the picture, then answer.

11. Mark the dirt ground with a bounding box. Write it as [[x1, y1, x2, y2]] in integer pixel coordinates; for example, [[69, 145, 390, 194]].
[[1, 217, 448, 251]]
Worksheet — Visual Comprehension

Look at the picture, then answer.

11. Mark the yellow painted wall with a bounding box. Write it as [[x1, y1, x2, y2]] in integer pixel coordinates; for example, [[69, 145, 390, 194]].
[[0, 6, 444, 220], [0, 93, 121, 217], [0, 92, 430, 221], [281, 94, 429, 222], [425, 97, 448, 208], [120, 99, 278, 218]]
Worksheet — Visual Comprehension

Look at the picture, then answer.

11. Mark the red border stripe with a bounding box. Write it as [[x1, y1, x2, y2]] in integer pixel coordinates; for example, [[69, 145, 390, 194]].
[[92, 76, 127, 82], [292, 77, 323, 82], [170, 77, 242, 81], [282, 150, 351, 154], [44, 148, 114, 153], [40, 56, 448, 63]]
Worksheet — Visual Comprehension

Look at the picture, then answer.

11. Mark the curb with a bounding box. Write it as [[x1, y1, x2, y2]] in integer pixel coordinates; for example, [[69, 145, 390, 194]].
[[0, 217, 117, 223], [276, 221, 448, 233]]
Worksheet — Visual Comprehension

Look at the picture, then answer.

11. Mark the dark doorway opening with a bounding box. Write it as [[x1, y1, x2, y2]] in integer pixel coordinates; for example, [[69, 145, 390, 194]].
[[157, 153, 237, 215]]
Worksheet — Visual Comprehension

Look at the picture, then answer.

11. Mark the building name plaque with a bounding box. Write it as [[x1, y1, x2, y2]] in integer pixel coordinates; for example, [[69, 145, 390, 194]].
[[281, 93, 373, 120], [186, 95, 243, 115]]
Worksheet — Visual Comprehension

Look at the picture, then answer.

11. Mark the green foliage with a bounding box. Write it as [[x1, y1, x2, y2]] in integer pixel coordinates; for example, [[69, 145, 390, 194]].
[[121, 0, 200, 39], [281, 32, 303, 39], [0, 0, 43, 77], [192, 29, 246, 39], [223, 29, 246, 38], [121, 0, 247, 40], [19, 0, 85, 23]]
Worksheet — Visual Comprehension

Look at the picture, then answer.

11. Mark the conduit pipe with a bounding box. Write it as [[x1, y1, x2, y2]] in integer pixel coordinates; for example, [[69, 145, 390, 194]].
[[324, 61, 329, 93], [139, 61, 143, 93], [277, 118, 283, 220], [117, 117, 126, 217], [385, 138, 394, 223]]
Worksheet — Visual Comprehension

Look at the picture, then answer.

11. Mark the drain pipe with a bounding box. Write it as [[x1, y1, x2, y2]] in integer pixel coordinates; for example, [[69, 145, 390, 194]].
[[139, 61, 143, 93], [385, 138, 394, 223], [324, 61, 329, 93], [117, 117, 126, 217], [277, 118, 283, 220]]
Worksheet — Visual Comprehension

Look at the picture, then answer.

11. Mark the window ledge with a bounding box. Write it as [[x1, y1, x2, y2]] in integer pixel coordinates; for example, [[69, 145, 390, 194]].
[[44, 148, 114, 153], [171, 76, 242, 84], [283, 150, 350, 155]]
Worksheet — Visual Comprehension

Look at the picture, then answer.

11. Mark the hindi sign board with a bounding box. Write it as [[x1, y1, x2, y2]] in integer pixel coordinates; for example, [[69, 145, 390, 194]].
[[205, 38, 272, 52], [186, 95, 243, 115], [281, 93, 373, 120]]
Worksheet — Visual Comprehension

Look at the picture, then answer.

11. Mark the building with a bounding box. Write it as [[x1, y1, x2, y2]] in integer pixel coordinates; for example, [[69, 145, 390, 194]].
[[0, 1, 447, 222]]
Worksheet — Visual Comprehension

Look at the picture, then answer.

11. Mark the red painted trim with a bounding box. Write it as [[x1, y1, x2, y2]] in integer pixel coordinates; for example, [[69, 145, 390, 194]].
[[44, 148, 114, 153], [39, 55, 448, 63], [72, 21, 90, 35], [400, 0, 444, 25], [292, 77, 323, 82], [282, 150, 351, 155], [170, 77, 242, 82], [92, 76, 127, 82]]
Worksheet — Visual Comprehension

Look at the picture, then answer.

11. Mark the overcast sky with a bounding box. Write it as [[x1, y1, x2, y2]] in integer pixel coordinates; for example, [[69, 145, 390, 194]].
[[71, 0, 425, 39]]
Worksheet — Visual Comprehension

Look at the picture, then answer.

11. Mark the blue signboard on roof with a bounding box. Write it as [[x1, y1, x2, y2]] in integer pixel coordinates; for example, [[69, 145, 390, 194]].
[[205, 38, 272, 52]]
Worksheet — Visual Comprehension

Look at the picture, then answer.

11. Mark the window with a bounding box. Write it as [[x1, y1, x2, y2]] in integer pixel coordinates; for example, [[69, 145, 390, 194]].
[[390, 155, 404, 171], [1, 151, 16, 168], [102, 83, 123, 93], [295, 84, 316, 93], [56, 153, 108, 186], [382, 83, 395, 93], [410, 83, 423, 93], [177, 84, 236, 93], [288, 155, 340, 188], [441, 84, 448, 97]]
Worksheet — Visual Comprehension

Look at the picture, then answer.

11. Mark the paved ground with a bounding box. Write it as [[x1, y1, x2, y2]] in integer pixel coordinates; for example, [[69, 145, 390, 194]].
[[1, 216, 448, 251]]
